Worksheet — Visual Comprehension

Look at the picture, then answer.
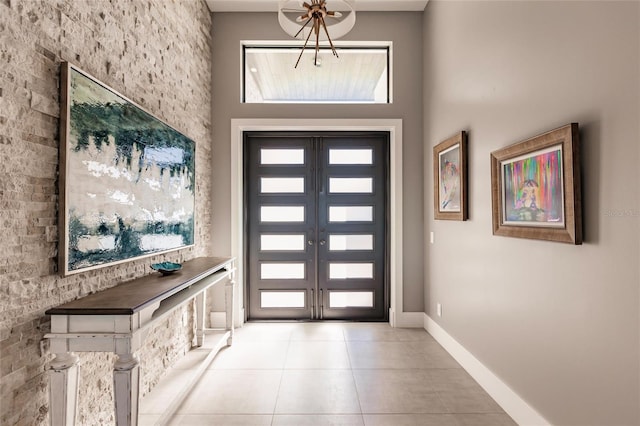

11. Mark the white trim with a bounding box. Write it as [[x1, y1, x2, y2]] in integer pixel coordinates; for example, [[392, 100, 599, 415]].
[[241, 41, 393, 105], [231, 119, 403, 325], [423, 314, 551, 426]]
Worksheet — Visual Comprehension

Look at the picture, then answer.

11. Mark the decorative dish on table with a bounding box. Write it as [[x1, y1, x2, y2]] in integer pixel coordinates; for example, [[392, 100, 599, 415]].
[[150, 262, 182, 275]]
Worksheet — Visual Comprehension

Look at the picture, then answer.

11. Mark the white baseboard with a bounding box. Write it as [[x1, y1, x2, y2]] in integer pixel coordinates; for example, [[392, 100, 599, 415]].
[[424, 314, 550, 426]]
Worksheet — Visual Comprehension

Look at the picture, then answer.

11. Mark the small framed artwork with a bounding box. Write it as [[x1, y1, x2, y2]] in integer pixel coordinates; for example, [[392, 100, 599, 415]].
[[490, 123, 582, 244], [434, 131, 468, 221]]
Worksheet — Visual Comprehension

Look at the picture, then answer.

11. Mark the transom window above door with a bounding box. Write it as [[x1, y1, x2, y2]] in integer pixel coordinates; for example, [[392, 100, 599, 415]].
[[242, 42, 392, 104]]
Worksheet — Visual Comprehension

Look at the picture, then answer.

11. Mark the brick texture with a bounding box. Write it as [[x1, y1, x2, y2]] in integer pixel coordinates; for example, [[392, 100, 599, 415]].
[[0, 0, 213, 424]]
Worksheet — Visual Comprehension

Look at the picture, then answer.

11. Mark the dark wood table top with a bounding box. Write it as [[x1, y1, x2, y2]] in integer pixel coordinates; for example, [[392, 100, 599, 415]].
[[46, 257, 233, 316]]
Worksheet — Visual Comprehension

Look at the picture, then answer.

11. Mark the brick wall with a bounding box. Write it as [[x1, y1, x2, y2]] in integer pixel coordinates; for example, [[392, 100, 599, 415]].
[[0, 0, 213, 424]]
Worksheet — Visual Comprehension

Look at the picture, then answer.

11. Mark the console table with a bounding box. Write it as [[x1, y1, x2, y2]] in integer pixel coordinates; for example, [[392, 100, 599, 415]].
[[45, 256, 235, 426]]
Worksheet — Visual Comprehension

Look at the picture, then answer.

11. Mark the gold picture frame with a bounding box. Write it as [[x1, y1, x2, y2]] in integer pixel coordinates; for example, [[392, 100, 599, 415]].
[[490, 123, 582, 244], [434, 131, 468, 221]]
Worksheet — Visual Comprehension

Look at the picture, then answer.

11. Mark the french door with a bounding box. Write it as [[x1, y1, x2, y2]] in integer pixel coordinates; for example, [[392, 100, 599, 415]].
[[245, 131, 389, 321]]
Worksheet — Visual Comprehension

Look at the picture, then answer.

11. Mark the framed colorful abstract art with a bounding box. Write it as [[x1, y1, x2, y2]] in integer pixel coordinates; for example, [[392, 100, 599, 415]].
[[434, 131, 468, 221], [490, 123, 582, 244], [58, 62, 196, 276]]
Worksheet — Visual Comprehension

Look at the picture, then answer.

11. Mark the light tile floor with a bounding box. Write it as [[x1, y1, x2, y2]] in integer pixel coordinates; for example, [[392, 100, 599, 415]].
[[140, 322, 517, 426]]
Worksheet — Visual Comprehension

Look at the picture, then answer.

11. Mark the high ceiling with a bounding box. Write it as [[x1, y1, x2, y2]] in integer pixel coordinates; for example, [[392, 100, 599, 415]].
[[206, 0, 428, 12], [208, 0, 429, 103]]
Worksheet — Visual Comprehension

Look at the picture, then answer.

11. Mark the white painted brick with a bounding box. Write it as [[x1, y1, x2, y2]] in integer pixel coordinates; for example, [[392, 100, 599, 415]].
[[0, 0, 213, 424], [29, 91, 58, 118]]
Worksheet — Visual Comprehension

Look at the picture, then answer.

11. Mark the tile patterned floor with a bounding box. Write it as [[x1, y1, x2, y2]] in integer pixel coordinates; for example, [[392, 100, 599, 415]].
[[140, 323, 517, 426]]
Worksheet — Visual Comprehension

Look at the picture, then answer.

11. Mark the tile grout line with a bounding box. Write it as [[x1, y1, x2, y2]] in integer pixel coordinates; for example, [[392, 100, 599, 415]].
[[343, 326, 366, 425], [270, 331, 292, 426]]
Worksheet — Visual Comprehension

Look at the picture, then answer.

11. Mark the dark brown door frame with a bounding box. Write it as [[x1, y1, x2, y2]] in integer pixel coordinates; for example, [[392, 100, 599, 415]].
[[244, 131, 390, 321]]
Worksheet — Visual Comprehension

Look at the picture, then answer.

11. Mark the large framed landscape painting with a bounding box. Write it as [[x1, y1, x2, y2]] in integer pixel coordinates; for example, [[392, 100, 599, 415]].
[[490, 123, 581, 244], [59, 62, 195, 276]]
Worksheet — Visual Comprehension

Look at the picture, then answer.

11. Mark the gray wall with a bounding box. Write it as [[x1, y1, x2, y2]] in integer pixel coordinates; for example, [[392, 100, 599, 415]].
[[423, 1, 639, 425], [0, 1, 213, 424], [211, 12, 425, 312]]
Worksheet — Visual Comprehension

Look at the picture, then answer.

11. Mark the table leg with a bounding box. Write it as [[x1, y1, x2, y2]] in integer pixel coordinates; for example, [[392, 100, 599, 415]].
[[195, 291, 205, 347], [225, 278, 235, 346], [49, 352, 79, 426], [113, 354, 140, 426]]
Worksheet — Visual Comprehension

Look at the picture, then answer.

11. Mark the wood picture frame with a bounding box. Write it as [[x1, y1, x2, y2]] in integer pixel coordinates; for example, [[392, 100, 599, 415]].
[[59, 62, 196, 276], [490, 123, 582, 244], [434, 131, 468, 221]]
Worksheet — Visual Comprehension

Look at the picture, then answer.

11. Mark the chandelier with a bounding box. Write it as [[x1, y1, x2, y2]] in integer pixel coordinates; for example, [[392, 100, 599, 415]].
[[278, 0, 356, 68]]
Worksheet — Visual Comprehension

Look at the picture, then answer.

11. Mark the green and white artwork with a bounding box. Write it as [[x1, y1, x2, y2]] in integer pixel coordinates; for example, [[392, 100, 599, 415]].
[[59, 63, 195, 275]]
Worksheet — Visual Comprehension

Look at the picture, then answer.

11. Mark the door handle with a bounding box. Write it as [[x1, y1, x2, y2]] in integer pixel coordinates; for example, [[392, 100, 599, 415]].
[[308, 239, 314, 245], [319, 240, 326, 246]]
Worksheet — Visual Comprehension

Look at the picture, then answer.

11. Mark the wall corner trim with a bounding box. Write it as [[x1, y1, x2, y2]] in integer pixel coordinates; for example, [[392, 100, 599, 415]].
[[423, 314, 551, 426]]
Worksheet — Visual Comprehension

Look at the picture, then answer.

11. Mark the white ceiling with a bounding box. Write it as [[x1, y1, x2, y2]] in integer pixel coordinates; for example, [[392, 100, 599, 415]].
[[206, 0, 429, 12], [244, 46, 389, 102]]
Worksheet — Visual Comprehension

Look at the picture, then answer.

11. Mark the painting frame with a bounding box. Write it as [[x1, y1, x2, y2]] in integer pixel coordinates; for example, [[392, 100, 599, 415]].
[[434, 131, 468, 221], [59, 62, 196, 276], [490, 123, 581, 244]]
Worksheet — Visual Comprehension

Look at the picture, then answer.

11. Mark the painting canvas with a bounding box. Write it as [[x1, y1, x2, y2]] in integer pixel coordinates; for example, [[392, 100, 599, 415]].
[[59, 63, 195, 276], [501, 145, 564, 226], [490, 123, 581, 244], [434, 131, 467, 221], [439, 144, 462, 212]]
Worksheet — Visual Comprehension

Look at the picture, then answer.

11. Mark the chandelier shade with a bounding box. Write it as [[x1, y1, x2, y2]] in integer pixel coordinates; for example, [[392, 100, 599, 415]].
[[278, 0, 356, 41], [278, 0, 356, 67]]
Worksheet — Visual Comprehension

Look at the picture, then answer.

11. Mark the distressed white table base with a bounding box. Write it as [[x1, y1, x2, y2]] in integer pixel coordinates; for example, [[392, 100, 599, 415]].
[[46, 258, 235, 426], [114, 354, 140, 426], [49, 353, 79, 426]]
